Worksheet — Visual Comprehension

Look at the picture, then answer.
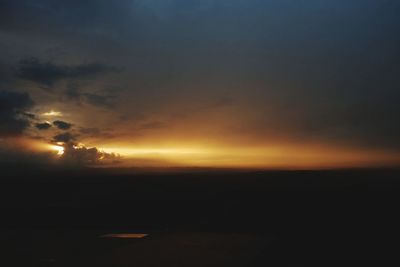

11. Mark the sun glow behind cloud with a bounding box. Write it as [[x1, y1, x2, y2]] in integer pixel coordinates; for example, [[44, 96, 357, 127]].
[[49, 144, 65, 155], [41, 110, 63, 117]]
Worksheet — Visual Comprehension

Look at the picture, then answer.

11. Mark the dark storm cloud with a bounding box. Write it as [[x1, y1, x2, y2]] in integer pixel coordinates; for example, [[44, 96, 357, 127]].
[[64, 84, 116, 108], [50, 130, 119, 166], [22, 112, 36, 120], [53, 120, 72, 130], [60, 143, 120, 165], [35, 122, 51, 130], [17, 57, 118, 88], [52, 132, 77, 143], [0, 90, 34, 137]]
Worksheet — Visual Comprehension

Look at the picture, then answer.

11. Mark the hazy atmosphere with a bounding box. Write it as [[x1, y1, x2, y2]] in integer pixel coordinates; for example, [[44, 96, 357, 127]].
[[1, 0, 400, 168]]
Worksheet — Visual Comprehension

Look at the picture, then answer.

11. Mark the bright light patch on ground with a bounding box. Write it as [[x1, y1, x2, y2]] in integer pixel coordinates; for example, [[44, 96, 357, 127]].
[[100, 233, 148, 239]]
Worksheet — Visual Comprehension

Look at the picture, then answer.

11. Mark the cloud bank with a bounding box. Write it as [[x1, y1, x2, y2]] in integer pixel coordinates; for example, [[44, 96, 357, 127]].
[[0, 88, 120, 166], [17, 57, 118, 89], [0, 90, 34, 137]]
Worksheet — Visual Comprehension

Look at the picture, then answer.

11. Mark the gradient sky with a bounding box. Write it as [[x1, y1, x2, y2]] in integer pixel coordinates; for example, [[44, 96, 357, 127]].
[[1, 0, 399, 168]]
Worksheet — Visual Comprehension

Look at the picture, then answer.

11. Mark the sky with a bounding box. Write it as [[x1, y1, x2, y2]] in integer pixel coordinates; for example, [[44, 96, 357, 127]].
[[0, 0, 400, 169]]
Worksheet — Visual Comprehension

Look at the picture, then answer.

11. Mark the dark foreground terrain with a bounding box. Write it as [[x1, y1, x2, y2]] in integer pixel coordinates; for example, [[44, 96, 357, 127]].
[[1, 166, 400, 266]]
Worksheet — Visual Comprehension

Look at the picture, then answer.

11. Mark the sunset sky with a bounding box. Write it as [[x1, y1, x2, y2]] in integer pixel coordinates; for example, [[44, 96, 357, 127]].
[[1, 0, 399, 169]]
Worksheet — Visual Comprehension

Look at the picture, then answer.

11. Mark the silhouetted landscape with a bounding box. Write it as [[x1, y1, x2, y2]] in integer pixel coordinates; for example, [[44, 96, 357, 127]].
[[1, 166, 400, 266]]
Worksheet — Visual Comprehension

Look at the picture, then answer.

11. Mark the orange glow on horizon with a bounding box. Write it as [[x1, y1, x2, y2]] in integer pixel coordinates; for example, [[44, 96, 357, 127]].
[[20, 137, 400, 169], [97, 143, 400, 169], [100, 147, 210, 156]]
